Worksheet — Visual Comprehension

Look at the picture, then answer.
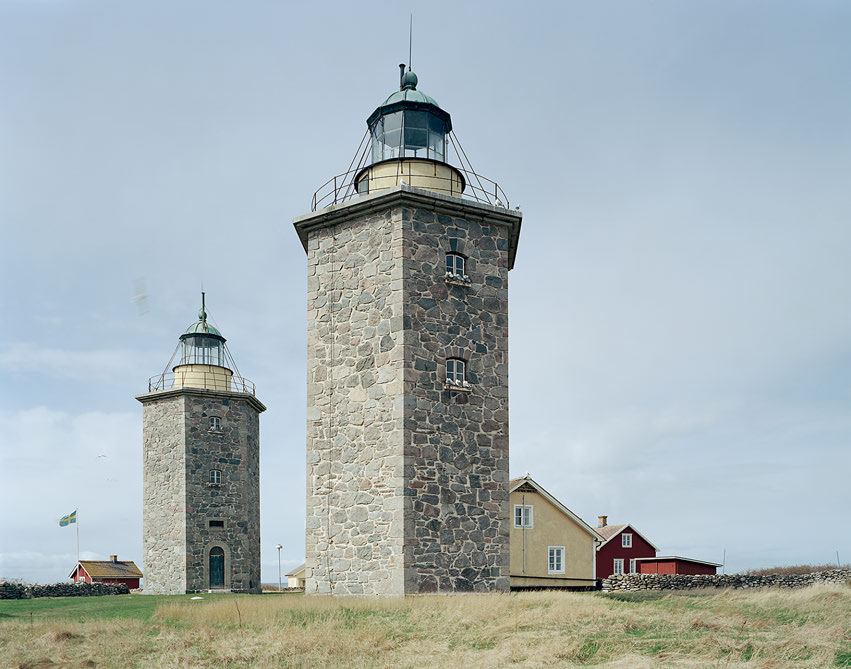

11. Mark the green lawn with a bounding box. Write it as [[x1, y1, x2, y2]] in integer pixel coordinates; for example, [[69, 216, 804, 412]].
[[0, 592, 293, 622]]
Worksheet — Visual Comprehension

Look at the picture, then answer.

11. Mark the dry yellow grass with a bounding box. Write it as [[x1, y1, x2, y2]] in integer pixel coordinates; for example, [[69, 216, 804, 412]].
[[1, 585, 849, 668]]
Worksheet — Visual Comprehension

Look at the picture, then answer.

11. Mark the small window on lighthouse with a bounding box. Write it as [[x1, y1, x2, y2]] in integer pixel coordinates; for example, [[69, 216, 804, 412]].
[[446, 358, 468, 388], [209, 416, 221, 431], [210, 469, 222, 485], [445, 253, 468, 282]]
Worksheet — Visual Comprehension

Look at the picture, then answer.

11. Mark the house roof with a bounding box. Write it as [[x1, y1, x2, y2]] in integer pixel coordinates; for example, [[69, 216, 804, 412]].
[[596, 524, 628, 542], [636, 556, 722, 567], [508, 476, 605, 542], [70, 560, 142, 580], [595, 523, 660, 552], [285, 563, 306, 578]]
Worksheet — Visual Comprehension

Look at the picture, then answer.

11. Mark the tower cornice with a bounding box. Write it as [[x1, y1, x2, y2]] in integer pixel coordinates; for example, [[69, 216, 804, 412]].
[[293, 184, 523, 270], [135, 387, 267, 413]]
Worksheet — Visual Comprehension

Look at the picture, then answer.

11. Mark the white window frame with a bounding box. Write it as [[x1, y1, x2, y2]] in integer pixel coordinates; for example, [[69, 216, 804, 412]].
[[210, 469, 222, 485], [445, 252, 466, 279], [513, 504, 533, 529], [209, 416, 222, 431], [629, 558, 637, 574], [446, 358, 467, 387], [622, 532, 633, 548], [613, 558, 624, 575], [548, 546, 565, 574]]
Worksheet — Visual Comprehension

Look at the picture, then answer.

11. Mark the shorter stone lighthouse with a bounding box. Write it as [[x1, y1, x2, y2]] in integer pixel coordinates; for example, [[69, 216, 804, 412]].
[[137, 295, 264, 594]]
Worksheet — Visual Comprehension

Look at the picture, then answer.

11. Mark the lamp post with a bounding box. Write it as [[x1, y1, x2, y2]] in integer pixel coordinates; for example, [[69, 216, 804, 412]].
[[275, 544, 283, 592]]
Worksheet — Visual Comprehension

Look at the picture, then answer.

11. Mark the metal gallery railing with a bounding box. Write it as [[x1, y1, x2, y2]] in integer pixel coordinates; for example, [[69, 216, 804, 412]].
[[147, 371, 256, 395], [311, 162, 511, 212], [311, 130, 512, 212]]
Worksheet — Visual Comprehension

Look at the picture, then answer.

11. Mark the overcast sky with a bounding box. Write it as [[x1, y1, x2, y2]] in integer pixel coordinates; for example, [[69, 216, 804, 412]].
[[2, 1, 850, 583]]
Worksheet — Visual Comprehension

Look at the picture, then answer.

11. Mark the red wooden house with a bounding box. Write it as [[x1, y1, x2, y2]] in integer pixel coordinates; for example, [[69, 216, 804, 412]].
[[594, 516, 659, 579], [637, 556, 721, 575], [69, 555, 142, 589]]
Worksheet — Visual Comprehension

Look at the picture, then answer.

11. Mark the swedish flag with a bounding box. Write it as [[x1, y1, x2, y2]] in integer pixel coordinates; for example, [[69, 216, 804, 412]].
[[59, 510, 77, 527]]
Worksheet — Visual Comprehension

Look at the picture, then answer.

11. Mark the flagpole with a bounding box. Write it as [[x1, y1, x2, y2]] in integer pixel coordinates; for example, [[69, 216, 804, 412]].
[[76, 510, 80, 567]]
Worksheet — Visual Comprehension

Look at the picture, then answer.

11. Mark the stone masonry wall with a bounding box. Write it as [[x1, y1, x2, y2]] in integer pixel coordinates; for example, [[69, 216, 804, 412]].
[[184, 394, 261, 593], [304, 199, 512, 595], [305, 209, 406, 595], [602, 568, 851, 592], [401, 207, 511, 593], [142, 395, 187, 595]]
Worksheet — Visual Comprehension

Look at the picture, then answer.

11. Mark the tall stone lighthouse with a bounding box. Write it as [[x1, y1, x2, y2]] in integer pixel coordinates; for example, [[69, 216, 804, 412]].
[[294, 66, 522, 595], [137, 296, 264, 594]]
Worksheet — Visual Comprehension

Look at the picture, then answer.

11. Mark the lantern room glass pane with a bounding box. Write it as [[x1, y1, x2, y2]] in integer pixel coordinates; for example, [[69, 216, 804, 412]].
[[180, 335, 224, 366], [403, 127, 427, 155], [370, 109, 447, 164], [428, 131, 445, 161], [404, 111, 428, 129]]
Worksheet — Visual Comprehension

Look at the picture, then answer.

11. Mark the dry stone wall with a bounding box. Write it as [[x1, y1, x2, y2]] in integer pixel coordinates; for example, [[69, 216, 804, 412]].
[[602, 568, 851, 592], [0, 582, 130, 599]]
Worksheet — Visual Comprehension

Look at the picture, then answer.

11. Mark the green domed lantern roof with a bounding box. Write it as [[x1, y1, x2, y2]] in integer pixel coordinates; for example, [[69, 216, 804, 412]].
[[181, 305, 224, 341], [378, 71, 442, 108]]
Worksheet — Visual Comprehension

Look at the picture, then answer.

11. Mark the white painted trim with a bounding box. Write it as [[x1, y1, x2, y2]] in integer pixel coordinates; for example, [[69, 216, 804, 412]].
[[513, 504, 533, 529], [592, 541, 597, 580], [595, 523, 660, 552], [613, 558, 624, 575], [629, 558, 637, 574], [548, 546, 566, 575], [68, 562, 89, 580], [509, 477, 604, 541]]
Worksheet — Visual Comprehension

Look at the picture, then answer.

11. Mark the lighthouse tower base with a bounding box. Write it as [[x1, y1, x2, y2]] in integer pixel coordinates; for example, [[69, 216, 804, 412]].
[[298, 186, 520, 595], [138, 387, 264, 594]]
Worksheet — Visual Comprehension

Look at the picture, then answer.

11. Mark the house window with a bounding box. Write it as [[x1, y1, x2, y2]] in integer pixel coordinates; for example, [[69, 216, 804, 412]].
[[622, 533, 633, 548], [629, 558, 637, 574], [548, 547, 565, 574], [210, 416, 222, 431], [208, 519, 225, 529], [210, 469, 222, 485], [446, 358, 467, 387], [613, 559, 624, 575], [445, 252, 466, 279], [513, 505, 533, 529]]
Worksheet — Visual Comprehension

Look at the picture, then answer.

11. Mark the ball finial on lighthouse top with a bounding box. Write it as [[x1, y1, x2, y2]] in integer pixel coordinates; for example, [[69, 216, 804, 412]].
[[401, 69, 418, 90]]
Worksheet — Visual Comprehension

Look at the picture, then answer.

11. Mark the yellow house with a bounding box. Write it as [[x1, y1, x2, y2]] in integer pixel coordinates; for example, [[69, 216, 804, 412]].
[[510, 475, 604, 589], [286, 563, 306, 589]]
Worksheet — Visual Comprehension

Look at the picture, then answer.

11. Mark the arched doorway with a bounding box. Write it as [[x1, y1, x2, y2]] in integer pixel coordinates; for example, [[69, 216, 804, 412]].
[[209, 546, 225, 589]]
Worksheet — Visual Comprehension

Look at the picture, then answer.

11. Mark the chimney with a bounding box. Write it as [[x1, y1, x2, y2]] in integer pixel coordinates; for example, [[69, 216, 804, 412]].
[[597, 515, 608, 528], [110, 555, 118, 563]]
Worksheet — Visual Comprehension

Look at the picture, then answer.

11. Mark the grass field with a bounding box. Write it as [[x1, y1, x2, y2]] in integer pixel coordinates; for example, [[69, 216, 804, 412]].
[[1, 585, 849, 668]]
